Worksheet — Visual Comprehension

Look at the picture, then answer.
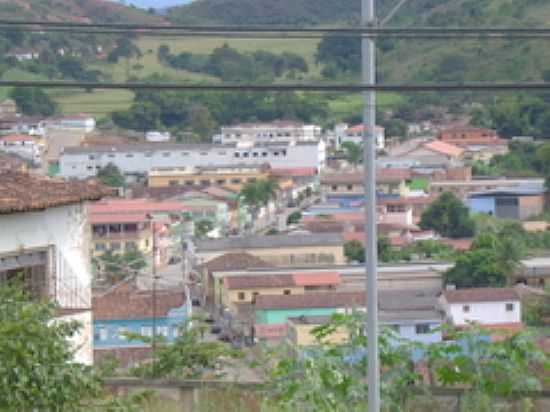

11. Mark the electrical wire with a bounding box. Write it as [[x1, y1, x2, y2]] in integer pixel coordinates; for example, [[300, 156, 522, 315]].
[[4, 79, 550, 92]]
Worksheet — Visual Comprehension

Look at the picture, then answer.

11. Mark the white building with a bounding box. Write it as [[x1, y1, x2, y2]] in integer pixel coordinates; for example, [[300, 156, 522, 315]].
[[146, 131, 171, 143], [59, 141, 326, 180], [6, 48, 39, 61], [334, 123, 385, 151], [46, 114, 96, 133], [0, 170, 109, 364], [0, 134, 41, 165], [216, 120, 322, 145], [439, 287, 521, 328]]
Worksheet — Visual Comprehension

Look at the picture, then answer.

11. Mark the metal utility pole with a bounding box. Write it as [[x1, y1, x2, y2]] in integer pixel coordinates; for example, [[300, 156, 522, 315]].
[[361, 0, 379, 410]]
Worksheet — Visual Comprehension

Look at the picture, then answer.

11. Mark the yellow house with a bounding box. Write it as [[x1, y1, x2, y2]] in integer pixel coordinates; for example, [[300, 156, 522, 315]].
[[219, 272, 341, 310], [320, 169, 412, 198], [148, 164, 270, 192], [196, 233, 346, 267], [287, 315, 349, 346]]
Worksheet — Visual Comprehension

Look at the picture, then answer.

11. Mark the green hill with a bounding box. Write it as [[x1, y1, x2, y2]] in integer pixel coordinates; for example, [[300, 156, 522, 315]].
[[0, 0, 164, 23], [168, 0, 550, 84]]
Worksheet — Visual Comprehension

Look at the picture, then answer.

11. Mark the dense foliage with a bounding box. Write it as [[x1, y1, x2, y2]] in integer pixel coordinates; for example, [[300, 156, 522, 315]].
[[129, 319, 239, 379], [420, 192, 476, 238], [10, 86, 57, 116], [260, 312, 548, 412], [159, 44, 308, 82], [95, 249, 148, 284], [444, 223, 525, 288], [112, 89, 328, 135], [97, 163, 126, 187], [0, 282, 101, 410]]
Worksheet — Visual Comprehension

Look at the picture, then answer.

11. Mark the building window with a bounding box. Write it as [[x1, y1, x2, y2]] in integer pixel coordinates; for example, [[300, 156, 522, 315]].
[[172, 327, 180, 338], [200, 179, 210, 186], [243, 152, 249, 158], [252, 292, 259, 303], [111, 242, 121, 251], [185, 180, 194, 186], [217, 179, 226, 185], [234, 152, 240, 158], [347, 184, 353, 191], [331, 185, 338, 191], [506, 303, 514, 312], [231, 178, 241, 184], [415, 324, 431, 334], [169, 180, 179, 186], [262, 152, 268, 157], [462, 305, 470, 313], [141, 326, 152, 337], [156, 326, 169, 337], [125, 241, 137, 252], [89, 155, 95, 160], [273, 152, 279, 156], [126, 154, 134, 158], [238, 292, 245, 301], [252, 152, 259, 157], [145, 152, 153, 158], [118, 326, 128, 340], [181, 152, 189, 156], [162, 152, 171, 157], [95, 243, 106, 252], [200, 152, 208, 156], [95, 326, 108, 341], [283, 289, 291, 295]]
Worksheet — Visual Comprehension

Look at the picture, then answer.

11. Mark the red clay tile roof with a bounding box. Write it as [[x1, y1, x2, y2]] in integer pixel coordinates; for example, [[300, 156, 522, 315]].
[[346, 124, 384, 134], [423, 140, 464, 158], [224, 274, 295, 289], [439, 238, 473, 251], [292, 271, 341, 286], [443, 288, 519, 304], [0, 170, 111, 214], [89, 213, 149, 224], [255, 292, 365, 310], [202, 252, 272, 273], [0, 134, 35, 142], [88, 199, 186, 215], [93, 280, 186, 320], [254, 323, 288, 339], [321, 168, 411, 185], [270, 167, 318, 177]]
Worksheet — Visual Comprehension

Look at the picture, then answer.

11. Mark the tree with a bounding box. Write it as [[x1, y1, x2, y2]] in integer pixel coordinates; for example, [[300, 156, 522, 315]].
[[341, 141, 362, 165], [96, 250, 147, 284], [0, 282, 102, 410], [344, 238, 393, 263], [261, 312, 548, 412], [536, 142, 550, 188], [129, 318, 239, 379], [286, 211, 302, 225], [444, 228, 525, 288], [10, 87, 57, 116], [195, 219, 214, 238], [187, 104, 217, 140], [240, 178, 278, 210], [97, 163, 125, 187], [420, 192, 475, 238]]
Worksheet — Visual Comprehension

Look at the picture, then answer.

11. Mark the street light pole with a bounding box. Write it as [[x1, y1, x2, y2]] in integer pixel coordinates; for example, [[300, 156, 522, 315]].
[[361, 0, 379, 411], [148, 216, 158, 376]]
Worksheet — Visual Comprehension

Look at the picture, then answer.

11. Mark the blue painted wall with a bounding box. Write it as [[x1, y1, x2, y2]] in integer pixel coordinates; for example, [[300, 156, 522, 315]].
[[256, 307, 337, 324], [467, 197, 496, 216], [94, 304, 188, 348]]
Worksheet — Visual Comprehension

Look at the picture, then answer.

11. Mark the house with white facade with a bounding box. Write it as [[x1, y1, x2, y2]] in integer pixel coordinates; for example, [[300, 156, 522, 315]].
[[439, 287, 522, 330], [146, 131, 171, 143], [216, 120, 322, 145], [0, 134, 41, 165], [46, 114, 96, 133], [59, 141, 326, 180], [334, 123, 385, 151], [0, 170, 110, 364], [6, 48, 39, 61]]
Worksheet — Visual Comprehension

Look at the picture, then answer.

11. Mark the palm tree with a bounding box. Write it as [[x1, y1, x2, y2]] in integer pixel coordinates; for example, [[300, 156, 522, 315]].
[[239, 178, 278, 227]]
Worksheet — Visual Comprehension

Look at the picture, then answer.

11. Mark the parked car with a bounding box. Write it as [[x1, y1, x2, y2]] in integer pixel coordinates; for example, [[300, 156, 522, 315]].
[[210, 325, 222, 334]]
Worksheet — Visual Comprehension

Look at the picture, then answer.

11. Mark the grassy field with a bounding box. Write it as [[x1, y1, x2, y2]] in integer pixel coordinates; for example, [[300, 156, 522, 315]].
[[135, 36, 323, 78], [52, 89, 135, 119], [0, 35, 407, 121]]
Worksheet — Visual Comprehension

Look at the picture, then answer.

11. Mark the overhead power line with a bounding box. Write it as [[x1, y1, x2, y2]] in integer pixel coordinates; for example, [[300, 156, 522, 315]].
[[4, 80, 550, 92], [3, 21, 550, 38]]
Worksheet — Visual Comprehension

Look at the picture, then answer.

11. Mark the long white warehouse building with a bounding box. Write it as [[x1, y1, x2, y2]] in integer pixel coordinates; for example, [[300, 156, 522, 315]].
[[59, 141, 326, 179]]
